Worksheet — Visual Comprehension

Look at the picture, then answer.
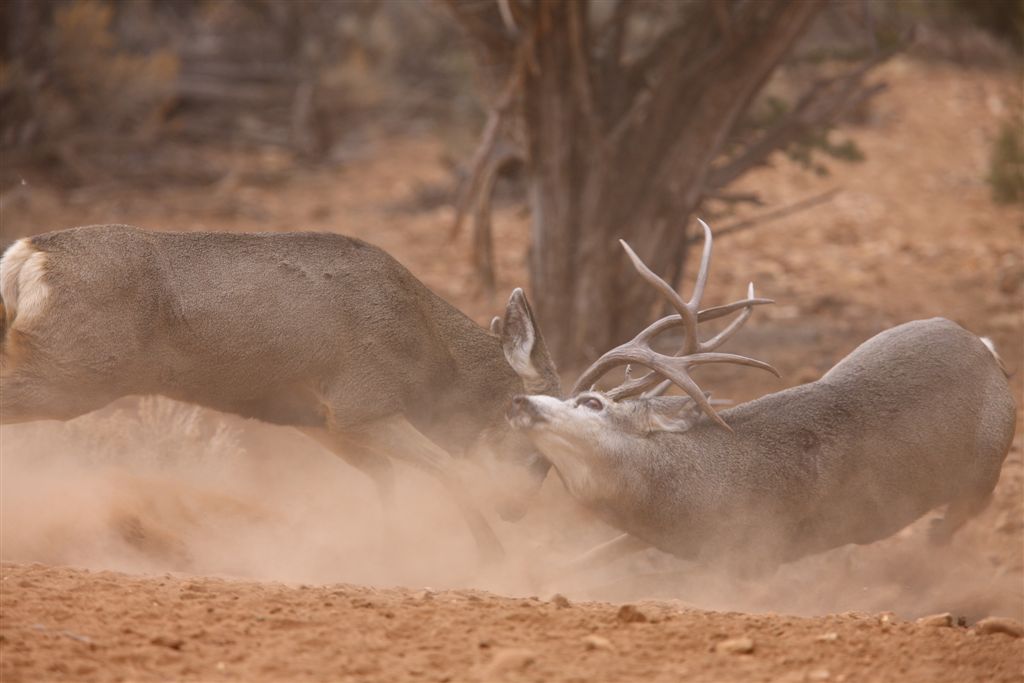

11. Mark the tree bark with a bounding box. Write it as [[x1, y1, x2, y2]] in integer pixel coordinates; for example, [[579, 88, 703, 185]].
[[517, 0, 821, 367], [442, 0, 879, 369]]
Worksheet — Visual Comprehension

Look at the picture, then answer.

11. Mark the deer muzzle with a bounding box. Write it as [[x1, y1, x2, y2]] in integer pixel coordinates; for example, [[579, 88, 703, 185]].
[[507, 395, 547, 428]]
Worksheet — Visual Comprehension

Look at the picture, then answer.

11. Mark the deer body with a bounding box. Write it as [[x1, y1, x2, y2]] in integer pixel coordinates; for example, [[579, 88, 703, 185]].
[[509, 222, 1015, 571], [2, 224, 560, 558], [516, 319, 1015, 569]]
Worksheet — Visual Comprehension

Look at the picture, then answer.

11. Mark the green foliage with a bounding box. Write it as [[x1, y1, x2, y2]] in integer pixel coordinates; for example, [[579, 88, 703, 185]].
[[988, 119, 1024, 204]]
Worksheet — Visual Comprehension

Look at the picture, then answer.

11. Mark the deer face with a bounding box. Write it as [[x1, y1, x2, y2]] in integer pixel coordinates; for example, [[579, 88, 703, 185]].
[[507, 393, 703, 502], [474, 287, 562, 521]]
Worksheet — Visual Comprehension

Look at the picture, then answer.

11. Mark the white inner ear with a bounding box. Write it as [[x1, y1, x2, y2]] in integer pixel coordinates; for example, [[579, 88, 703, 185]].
[[503, 307, 551, 392], [647, 408, 698, 433], [505, 319, 543, 384]]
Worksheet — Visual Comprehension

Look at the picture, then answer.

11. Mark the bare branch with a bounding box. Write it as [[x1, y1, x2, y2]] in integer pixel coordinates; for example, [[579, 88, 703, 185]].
[[471, 145, 523, 294], [602, 0, 635, 66], [450, 47, 526, 241], [704, 190, 765, 207], [441, 0, 517, 57], [567, 1, 599, 134], [712, 0, 735, 45], [497, 0, 519, 36], [693, 188, 842, 244]]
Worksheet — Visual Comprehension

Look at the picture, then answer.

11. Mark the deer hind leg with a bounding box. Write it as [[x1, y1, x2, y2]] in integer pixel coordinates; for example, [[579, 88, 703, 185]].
[[310, 416, 505, 565], [1, 362, 105, 425], [2, 336, 120, 425], [300, 426, 397, 508]]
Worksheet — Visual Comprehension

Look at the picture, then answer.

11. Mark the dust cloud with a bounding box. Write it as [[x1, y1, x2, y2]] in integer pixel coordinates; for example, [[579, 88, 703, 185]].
[[2, 397, 1021, 622]]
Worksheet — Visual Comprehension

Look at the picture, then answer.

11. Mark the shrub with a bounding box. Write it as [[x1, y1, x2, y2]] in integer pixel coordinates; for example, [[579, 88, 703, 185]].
[[988, 119, 1024, 204]]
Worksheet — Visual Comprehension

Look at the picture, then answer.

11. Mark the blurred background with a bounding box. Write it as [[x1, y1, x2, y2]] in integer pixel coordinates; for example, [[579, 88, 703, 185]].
[[0, 0, 1022, 617]]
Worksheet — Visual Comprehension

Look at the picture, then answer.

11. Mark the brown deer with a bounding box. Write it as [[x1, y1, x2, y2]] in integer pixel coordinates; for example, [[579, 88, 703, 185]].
[[509, 221, 1016, 573], [0, 224, 561, 561]]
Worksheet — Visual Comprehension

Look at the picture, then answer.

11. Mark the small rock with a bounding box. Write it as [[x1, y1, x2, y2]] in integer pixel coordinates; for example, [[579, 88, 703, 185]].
[[807, 669, 831, 681], [814, 632, 839, 642], [974, 617, 1024, 638], [582, 634, 613, 651], [616, 604, 648, 624], [916, 613, 953, 628], [413, 589, 434, 601], [481, 648, 536, 679], [150, 635, 184, 650], [715, 637, 755, 654], [549, 593, 571, 609]]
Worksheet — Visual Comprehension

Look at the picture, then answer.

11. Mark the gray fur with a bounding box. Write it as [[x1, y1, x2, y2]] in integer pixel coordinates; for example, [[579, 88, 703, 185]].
[[512, 318, 1016, 571], [1, 224, 560, 526]]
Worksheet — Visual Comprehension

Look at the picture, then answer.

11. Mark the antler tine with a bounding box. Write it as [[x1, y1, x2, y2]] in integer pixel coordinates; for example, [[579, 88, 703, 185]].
[[602, 346, 778, 428], [573, 346, 644, 396], [641, 378, 674, 399], [571, 220, 778, 429], [572, 313, 680, 396], [594, 282, 774, 399], [690, 219, 714, 308], [648, 357, 730, 431], [619, 240, 699, 353], [698, 291, 774, 322], [700, 283, 762, 352], [684, 351, 780, 377]]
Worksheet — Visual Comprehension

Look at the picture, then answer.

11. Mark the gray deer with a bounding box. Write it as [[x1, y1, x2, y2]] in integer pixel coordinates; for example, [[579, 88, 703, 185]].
[[509, 221, 1016, 572], [0, 224, 561, 561]]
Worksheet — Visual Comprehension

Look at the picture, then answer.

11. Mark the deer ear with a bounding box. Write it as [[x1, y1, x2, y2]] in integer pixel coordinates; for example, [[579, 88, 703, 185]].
[[645, 396, 704, 433], [501, 288, 560, 395], [490, 316, 504, 335]]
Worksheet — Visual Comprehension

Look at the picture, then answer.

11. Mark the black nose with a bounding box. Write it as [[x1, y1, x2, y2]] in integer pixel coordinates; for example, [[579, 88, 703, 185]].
[[508, 395, 529, 419], [508, 395, 544, 424]]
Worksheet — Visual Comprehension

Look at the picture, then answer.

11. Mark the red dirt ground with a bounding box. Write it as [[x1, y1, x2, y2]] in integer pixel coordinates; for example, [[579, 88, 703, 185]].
[[3, 562, 1022, 683]]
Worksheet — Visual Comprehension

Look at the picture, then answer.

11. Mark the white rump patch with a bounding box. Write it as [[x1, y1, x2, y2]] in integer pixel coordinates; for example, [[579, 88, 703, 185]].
[[0, 239, 50, 328], [980, 336, 1008, 376]]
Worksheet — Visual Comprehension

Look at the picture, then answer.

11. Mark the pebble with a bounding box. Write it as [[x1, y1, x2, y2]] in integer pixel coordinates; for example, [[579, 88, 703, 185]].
[[482, 648, 536, 679], [915, 612, 953, 628], [814, 632, 839, 642], [150, 635, 184, 650], [616, 604, 649, 624], [582, 634, 613, 651], [807, 669, 831, 681], [715, 637, 755, 654], [974, 617, 1024, 638], [549, 593, 571, 609], [877, 611, 898, 625]]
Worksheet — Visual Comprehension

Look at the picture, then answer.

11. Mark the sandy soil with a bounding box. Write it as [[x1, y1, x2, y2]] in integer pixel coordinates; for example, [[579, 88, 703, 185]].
[[3, 562, 1022, 683], [1, 56, 1023, 681]]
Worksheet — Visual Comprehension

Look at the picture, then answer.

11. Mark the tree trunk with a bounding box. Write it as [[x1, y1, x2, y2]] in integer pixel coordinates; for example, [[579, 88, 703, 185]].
[[520, 0, 820, 368]]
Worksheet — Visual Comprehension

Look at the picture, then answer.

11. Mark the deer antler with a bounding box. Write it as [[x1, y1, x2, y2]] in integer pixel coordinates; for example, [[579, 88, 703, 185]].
[[571, 220, 778, 431]]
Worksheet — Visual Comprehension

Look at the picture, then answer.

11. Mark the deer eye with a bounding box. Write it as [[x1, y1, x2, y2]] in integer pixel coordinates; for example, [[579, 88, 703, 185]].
[[579, 396, 604, 411]]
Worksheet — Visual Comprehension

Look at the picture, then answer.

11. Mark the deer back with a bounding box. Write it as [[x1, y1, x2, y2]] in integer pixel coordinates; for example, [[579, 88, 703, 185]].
[[581, 318, 1015, 564], [1, 225, 558, 457]]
